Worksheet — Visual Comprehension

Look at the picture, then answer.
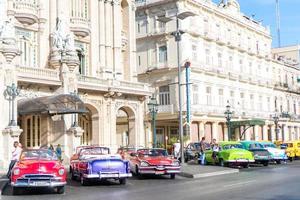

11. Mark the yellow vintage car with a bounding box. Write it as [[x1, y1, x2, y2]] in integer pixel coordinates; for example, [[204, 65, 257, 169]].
[[280, 140, 300, 161]]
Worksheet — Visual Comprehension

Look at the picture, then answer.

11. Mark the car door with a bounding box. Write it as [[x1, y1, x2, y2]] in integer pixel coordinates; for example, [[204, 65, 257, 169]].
[[205, 147, 213, 163]]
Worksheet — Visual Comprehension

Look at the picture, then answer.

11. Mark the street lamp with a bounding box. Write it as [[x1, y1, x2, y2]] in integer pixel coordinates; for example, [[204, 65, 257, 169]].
[[272, 111, 280, 141], [70, 90, 79, 127], [148, 97, 158, 148], [157, 10, 197, 164], [4, 83, 20, 126], [224, 101, 233, 140]]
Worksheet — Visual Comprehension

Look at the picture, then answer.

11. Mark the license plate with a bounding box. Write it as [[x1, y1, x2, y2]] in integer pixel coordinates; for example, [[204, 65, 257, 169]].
[[155, 171, 165, 175], [31, 181, 49, 186]]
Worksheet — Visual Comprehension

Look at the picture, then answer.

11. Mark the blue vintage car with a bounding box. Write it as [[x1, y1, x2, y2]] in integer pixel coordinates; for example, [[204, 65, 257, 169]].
[[259, 141, 287, 164], [70, 146, 132, 185], [240, 141, 271, 166]]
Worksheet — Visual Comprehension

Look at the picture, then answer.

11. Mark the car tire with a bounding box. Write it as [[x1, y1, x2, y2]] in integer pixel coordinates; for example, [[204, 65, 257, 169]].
[[12, 187, 20, 195], [57, 186, 65, 194], [119, 178, 127, 185], [289, 157, 293, 162], [243, 163, 250, 168], [263, 161, 269, 167], [276, 160, 281, 164], [170, 174, 176, 179], [71, 170, 77, 180], [80, 175, 89, 186]]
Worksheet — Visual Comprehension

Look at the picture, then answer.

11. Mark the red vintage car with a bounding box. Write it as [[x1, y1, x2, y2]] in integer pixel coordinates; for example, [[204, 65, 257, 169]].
[[10, 149, 67, 195], [117, 146, 138, 160], [129, 148, 180, 179]]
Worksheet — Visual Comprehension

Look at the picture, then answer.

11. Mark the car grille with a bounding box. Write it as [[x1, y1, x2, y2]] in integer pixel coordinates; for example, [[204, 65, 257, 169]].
[[253, 150, 269, 156]]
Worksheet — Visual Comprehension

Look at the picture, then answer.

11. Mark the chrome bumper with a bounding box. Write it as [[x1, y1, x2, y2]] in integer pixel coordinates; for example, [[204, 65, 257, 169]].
[[83, 172, 132, 179], [227, 159, 255, 163], [11, 181, 66, 188], [139, 166, 181, 175]]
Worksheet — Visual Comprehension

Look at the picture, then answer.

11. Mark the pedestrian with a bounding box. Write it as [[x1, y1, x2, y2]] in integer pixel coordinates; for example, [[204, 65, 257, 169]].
[[199, 137, 206, 165], [173, 140, 181, 159], [56, 144, 62, 161], [7, 141, 22, 178], [211, 139, 219, 164], [48, 144, 54, 151]]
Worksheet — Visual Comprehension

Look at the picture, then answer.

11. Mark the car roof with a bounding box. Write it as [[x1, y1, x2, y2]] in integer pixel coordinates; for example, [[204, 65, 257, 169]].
[[240, 141, 261, 144], [219, 141, 242, 145]]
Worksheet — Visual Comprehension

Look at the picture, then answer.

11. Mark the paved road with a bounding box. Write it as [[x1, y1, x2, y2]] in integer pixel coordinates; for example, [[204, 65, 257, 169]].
[[1, 162, 300, 200]]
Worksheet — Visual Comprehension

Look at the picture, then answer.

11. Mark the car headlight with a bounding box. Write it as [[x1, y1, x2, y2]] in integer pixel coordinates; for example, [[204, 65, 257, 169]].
[[172, 161, 180, 166], [140, 161, 149, 167], [13, 168, 20, 176], [58, 168, 65, 175]]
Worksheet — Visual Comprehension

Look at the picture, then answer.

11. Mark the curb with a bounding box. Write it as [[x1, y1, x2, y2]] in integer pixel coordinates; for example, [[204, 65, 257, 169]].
[[179, 169, 239, 179], [0, 178, 9, 196]]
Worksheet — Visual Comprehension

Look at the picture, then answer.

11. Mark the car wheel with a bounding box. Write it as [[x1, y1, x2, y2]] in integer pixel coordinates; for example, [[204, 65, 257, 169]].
[[80, 175, 89, 186], [276, 160, 281, 164], [170, 174, 176, 179], [12, 187, 20, 195], [184, 157, 188, 163], [289, 157, 293, 162], [263, 161, 269, 167], [119, 178, 127, 185], [71, 170, 77, 180], [243, 163, 250, 168], [57, 186, 65, 194]]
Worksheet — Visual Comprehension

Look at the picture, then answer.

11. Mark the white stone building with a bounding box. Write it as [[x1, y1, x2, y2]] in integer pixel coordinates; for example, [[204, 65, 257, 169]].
[[0, 0, 151, 169], [136, 0, 300, 147]]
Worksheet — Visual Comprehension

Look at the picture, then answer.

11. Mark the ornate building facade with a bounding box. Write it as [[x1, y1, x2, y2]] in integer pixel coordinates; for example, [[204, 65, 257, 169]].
[[0, 0, 151, 169], [136, 0, 300, 147]]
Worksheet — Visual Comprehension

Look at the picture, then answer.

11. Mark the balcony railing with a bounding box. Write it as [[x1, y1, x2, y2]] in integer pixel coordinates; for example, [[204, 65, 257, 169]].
[[17, 66, 60, 85], [70, 17, 91, 37], [8, 0, 39, 25], [157, 104, 174, 114]]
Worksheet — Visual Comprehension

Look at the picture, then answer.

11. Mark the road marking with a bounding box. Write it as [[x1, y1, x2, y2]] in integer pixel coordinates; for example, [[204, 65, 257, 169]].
[[223, 180, 256, 188]]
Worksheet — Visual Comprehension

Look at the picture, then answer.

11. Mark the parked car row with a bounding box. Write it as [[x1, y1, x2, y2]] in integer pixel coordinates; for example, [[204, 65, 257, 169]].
[[10, 146, 181, 195], [184, 140, 291, 167]]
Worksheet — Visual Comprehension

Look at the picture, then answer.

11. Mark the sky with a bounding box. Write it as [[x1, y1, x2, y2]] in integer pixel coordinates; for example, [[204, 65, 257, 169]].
[[212, 0, 300, 48]]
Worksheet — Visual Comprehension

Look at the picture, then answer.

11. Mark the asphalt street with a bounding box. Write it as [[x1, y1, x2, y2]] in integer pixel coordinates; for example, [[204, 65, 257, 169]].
[[1, 161, 300, 200]]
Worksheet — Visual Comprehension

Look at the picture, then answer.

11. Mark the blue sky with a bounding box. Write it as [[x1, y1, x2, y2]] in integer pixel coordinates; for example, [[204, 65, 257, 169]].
[[212, 0, 300, 47]]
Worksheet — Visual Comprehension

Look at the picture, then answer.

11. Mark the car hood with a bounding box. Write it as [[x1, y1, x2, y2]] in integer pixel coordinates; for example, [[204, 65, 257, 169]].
[[17, 160, 60, 172], [266, 147, 285, 155], [140, 156, 174, 165]]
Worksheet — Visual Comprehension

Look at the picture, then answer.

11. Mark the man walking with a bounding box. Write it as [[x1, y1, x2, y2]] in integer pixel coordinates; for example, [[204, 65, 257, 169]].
[[173, 140, 181, 159], [7, 141, 22, 178], [199, 137, 206, 165]]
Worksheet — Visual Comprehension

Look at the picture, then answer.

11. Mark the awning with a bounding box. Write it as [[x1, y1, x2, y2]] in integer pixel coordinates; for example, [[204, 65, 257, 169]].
[[18, 94, 87, 115], [230, 119, 265, 127]]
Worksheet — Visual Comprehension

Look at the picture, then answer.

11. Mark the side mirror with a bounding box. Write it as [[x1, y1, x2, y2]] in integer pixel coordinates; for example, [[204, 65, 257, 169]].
[[130, 152, 137, 157]]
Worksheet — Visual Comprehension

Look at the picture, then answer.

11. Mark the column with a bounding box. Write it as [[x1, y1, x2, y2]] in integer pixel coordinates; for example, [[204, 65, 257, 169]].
[[270, 125, 275, 142], [282, 124, 288, 141], [245, 126, 251, 141], [104, 0, 113, 78], [296, 127, 300, 140], [199, 121, 205, 139], [98, 0, 106, 76], [112, 0, 122, 79], [224, 125, 228, 141], [212, 122, 218, 141], [253, 125, 259, 141], [234, 127, 240, 141], [290, 126, 295, 141], [262, 125, 268, 141]]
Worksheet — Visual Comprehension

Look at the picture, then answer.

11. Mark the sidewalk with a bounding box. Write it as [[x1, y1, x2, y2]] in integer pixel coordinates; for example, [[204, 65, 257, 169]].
[[179, 162, 239, 179], [0, 168, 8, 195]]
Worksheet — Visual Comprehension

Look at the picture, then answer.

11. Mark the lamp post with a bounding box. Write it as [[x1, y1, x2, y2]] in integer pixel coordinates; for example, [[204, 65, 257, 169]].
[[148, 97, 158, 148], [157, 10, 196, 164], [70, 90, 79, 127], [224, 101, 233, 140], [4, 83, 20, 126], [273, 111, 280, 141]]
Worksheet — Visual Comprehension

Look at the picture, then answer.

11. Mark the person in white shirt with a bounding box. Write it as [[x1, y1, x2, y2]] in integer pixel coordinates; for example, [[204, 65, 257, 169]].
[[173, 140, 181, 159], [7, 141, 22, 178]]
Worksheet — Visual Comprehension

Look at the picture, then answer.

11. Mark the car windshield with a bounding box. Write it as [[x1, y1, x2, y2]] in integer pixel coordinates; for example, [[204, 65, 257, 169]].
[[138, 149, 168, 157], [80, 147, 110, 156], [223, 144, 243, 150], [248, 143, 264, 149], [21, 149, 58, 161], [281, 143, 293, 148], [263, 143, 277, 148]]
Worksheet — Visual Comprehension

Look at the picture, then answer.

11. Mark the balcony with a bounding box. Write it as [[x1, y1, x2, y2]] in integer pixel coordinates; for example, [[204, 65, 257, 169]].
[[215, 36, 226, 46], [70, 17, 91, 37], [17, 66, 60, 85], [203, 30, 215, 41], [157, 105, 174, 114], [8, 0, 39, 25]]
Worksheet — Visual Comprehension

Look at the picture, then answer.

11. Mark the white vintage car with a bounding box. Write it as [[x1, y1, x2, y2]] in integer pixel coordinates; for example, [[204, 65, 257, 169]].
[[260, 142, 287, 164]]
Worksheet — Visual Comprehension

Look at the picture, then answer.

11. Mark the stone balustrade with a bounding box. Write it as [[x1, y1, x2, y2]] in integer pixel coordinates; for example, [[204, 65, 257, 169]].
[[70, 17, 91, 37], [8, 0, 39, 25], [157, 104, 174, 114]]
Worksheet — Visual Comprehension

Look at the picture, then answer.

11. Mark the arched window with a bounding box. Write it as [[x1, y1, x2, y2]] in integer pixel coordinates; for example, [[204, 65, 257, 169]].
[[16, 28, 37, 67]]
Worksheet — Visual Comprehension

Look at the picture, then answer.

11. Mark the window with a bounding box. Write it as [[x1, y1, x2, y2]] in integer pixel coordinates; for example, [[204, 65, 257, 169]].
[[192, 44, 198, 61], [250, 94, 254, 110], [294, 101, 297, 114], [287, 100, 290, 112], [240, 93, 245, 109], [228, 55, 233, 69], [159, 86, 170, 105], [206, 87, 212, 105], [16, 28, 37, 68], [267, 97, 271, 112], [205, 49, 210, 65], [219, 89, 224, 107], [159, 45, 167, 63], [230, 91, 235, 108], [137, 22, 141, 33], [249, 62, 252, 75], [71, 0, 89, 19], [25, 115, 41, 148], [138, 56, 141, 66], [192, 85, 199, 105], [218, 52, 222, 68], [75, 41, 89, 75], [239, 59, 243, 72], [258, 96, 263, 111]]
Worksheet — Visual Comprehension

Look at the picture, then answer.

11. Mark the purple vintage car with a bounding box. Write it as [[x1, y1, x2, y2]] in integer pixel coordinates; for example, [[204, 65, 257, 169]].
[[70, 146, 132, 185]]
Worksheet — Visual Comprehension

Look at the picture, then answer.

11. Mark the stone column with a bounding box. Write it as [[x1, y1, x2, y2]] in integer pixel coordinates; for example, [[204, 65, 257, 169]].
[[235, 128, 240, 141], [104, 0, 113, 78], [290, 126, 295, 141], [282, 124, 288, 141], [253, 125, 259, 141], [66, 126, 84, 164], [270, 125, 275, 142], [224, 125, 228, 141], [112, 0, 122, 79], [212, 122, 218, 141], [262, 125, 268, 141], [199, 121, 205, 139], [98, 0, 106, 76], [245, 126, 251, 141], [296, 127, 300, 140]]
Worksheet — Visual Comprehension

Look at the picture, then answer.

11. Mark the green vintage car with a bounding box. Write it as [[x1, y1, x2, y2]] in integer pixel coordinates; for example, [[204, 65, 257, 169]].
[[205, 141, 255, 168], [240, 141, 271, 166]]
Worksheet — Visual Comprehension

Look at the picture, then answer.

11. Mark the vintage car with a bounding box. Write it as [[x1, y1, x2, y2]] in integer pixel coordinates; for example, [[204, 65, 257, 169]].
[[10, 149, 67, 195], [184, 142, 211, 163], [129, 148, 180, 179], [70, 146, 132, 185], [240, 141, 271, 166], [259, 141, 287, 164], [280, 140, 300, 161], [205, 141, 255, 168]]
